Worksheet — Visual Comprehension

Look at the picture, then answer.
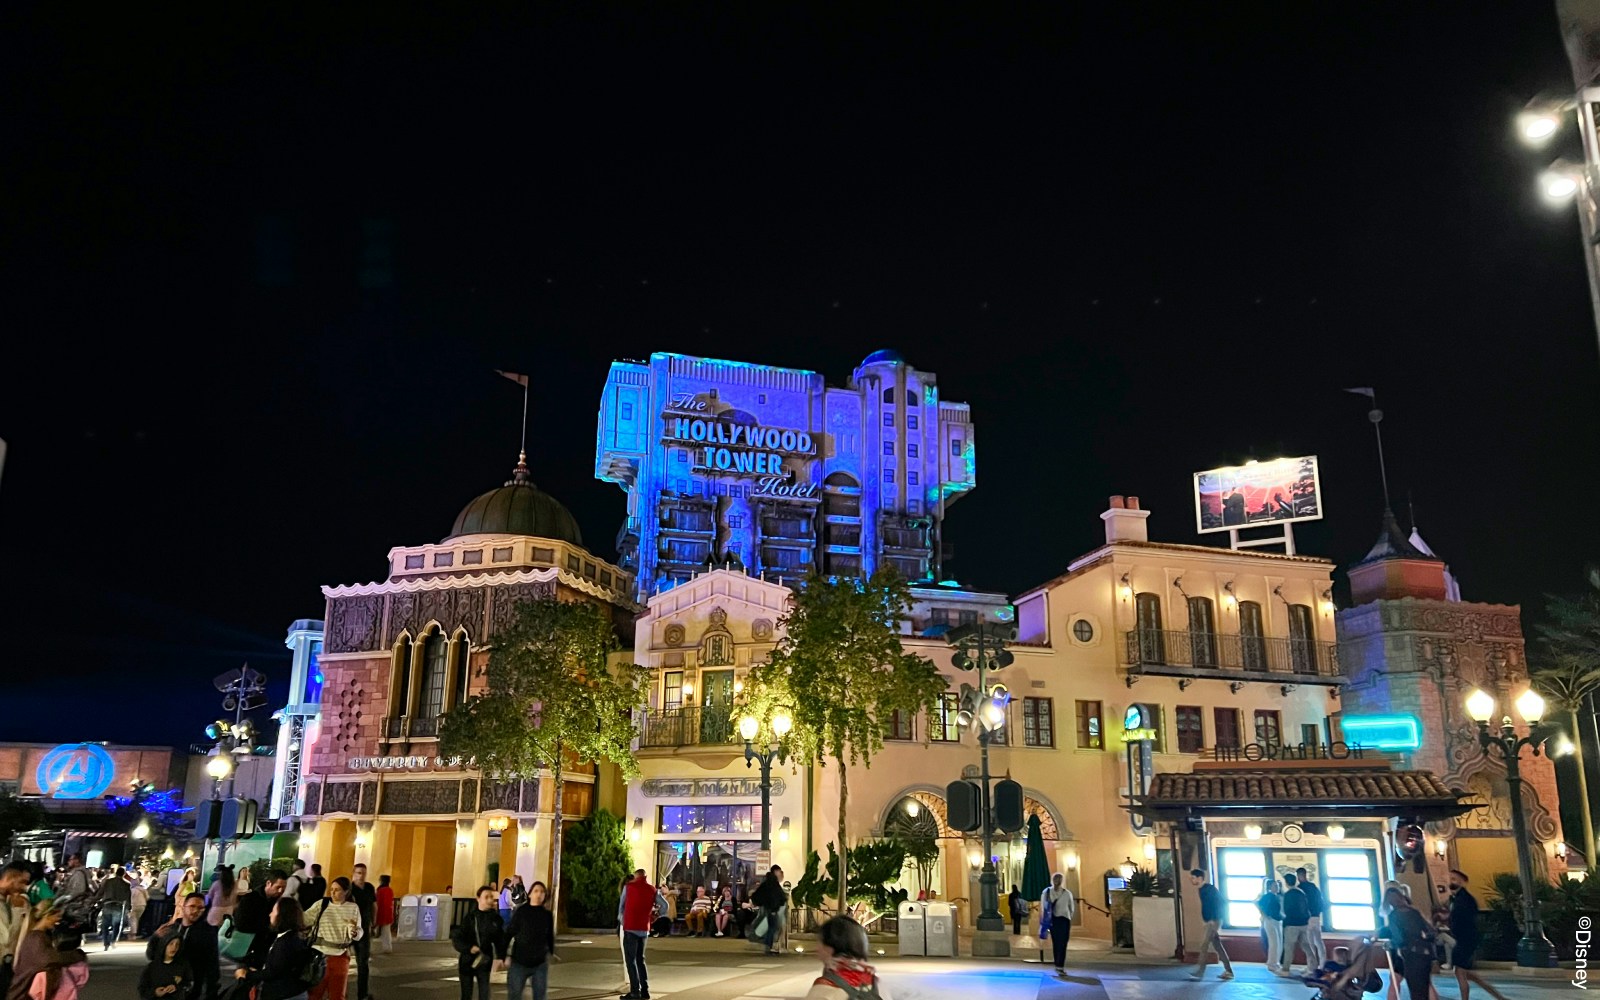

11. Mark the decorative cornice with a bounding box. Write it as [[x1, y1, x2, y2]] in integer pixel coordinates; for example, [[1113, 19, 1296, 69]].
[[322, 566, 642, 611]]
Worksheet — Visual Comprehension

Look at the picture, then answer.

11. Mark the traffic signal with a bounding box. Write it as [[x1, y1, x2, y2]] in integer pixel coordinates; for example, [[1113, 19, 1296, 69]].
[[204, 721, 227, 741], [994, 779, 1024, 833], [946, 780, 982, 833]]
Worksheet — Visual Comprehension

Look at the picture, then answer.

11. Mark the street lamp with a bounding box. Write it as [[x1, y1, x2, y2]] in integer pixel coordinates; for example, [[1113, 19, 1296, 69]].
[[740, 712, 790, 853], [1464, 686, 1559, 967], [1514, 90, 1600, 356], [945, 618, 1016, 956], [132, 820, 150, 840]]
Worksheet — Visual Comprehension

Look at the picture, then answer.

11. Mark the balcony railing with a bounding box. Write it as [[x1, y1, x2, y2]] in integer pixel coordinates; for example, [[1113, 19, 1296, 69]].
[[639, 707, 739, 748], [1123, 628, 1341, 681]]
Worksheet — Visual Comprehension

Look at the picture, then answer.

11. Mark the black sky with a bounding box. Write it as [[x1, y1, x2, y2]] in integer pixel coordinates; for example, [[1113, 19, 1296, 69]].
[[4, 4, 1599, 746]]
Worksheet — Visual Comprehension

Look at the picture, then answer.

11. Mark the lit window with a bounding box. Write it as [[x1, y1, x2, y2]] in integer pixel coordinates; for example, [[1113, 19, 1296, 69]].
[[1176, 706, 1204, 753], [1075, 700, 1103, 749], [1023, 698, 1054, 747], [931, 693, 961, 742]]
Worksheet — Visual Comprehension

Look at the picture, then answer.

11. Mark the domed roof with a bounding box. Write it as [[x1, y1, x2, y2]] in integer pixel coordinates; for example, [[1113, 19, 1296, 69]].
[[445, 455, 584, 546], [860, 348, 904, 366]]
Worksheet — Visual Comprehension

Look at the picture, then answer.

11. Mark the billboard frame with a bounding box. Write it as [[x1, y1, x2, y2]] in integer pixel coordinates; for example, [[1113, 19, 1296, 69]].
[[1192, 455, 1324, 543]]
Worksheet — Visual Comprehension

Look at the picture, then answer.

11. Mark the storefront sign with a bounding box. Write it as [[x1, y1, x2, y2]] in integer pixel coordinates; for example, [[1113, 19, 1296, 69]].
[[751, 473, 819, 501], [640, 777, 786, 798], [1209, 741, 1366, 762], [1337, 714, 1421, 751], [347, 755, 470, 770], [36, 744, 115, 799]]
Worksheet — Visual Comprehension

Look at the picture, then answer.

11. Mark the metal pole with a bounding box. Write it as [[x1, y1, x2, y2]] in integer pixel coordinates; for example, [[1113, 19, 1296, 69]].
[[1503, 737, 1555, 966], [975, 630, 1002, 932], [758, 752, 773, 853], [1575, 99, 1600, 358]]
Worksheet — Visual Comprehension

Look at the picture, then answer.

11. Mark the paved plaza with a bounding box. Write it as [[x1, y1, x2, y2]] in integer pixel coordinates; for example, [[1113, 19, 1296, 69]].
[[74, 933, 1574, 1000]]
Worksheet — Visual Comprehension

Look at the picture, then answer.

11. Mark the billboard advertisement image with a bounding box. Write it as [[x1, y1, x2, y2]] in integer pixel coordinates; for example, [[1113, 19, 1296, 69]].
[[1194, 456, 1322, 534]]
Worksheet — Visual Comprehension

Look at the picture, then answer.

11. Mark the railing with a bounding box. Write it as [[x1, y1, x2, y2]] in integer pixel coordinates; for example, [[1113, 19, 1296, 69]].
[[639, 707, 739, 748], [1123, 628, 1340, 679], [381, 715, 442, 740]]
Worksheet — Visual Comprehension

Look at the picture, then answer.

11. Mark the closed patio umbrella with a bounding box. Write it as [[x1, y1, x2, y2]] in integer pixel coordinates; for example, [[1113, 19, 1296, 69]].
[[1019, 813, 1052, 962]]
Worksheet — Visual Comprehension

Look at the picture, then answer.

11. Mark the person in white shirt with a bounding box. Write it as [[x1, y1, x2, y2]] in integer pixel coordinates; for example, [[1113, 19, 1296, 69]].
[[0, 860, 34, 998], [284, 861, 306, 904], [1039, 873, 1076, 977]]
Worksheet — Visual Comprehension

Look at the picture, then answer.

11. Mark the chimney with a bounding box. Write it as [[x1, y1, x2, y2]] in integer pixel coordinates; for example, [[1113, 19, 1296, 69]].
[[1101, 494, 1150, 544]]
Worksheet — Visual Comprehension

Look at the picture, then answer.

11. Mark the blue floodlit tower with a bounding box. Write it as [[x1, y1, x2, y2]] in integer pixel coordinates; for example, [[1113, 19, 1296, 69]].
[[596, 350, 978, 597], [270, 618, 324, 823]]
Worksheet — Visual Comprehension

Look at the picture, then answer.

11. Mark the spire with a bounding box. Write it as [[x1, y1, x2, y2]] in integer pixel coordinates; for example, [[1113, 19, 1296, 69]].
[[506, 451, 534, 487], [1358, 508, 1433, 565]]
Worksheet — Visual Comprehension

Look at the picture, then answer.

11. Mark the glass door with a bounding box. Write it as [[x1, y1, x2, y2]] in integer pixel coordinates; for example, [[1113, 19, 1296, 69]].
[[699, 669, 735, 744]]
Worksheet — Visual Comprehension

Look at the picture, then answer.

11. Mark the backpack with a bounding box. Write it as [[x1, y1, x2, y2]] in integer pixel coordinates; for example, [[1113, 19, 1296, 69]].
[[821, 970, 881, 1000]]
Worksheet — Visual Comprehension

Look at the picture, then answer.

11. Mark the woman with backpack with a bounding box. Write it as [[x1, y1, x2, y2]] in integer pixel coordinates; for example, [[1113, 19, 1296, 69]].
[[234, 896, 316, 1000], [805, 916, 888, 1000], [304, 878, 362, 1000]]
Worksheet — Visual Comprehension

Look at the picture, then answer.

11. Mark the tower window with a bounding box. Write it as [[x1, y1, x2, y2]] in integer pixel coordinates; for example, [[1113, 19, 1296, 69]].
[[908, 472, 919, 485], [883, 388, 894, 403], [907, 443, 917, 458], [621, 402, 634, 420], [883, 413, 894, 427], [883, 468, 894, 483], [883, 441, 894, 456], [907, 415, 918, 430]]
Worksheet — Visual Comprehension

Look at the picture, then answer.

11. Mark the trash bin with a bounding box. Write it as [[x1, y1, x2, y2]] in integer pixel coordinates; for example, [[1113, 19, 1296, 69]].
[[396, 895, 419, 942], [417, 893, 444, 941], [897, 901, 926, 956], [924, 901, 957, 957]]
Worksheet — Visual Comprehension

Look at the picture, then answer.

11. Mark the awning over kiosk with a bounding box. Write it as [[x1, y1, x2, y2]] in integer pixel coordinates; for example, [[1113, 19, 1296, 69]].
[[1132, 761, 1473, 822]]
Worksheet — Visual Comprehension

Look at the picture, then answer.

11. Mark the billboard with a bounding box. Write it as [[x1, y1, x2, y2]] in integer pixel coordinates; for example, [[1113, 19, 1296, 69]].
[[1194, 456, 1322, 534]]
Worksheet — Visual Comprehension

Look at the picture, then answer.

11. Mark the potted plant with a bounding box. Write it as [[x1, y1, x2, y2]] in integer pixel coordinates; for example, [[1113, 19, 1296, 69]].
[[1129, 866, 1179, 958]]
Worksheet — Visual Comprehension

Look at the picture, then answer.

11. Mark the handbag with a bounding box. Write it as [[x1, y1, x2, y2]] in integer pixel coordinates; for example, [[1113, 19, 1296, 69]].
[[218, 915, 256, 961], [746, 910, 768, 942]]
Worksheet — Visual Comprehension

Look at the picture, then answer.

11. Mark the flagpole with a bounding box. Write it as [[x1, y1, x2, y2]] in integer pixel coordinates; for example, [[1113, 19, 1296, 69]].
[[1346, 387, 1391, 511], [520, 378, 529, 461]]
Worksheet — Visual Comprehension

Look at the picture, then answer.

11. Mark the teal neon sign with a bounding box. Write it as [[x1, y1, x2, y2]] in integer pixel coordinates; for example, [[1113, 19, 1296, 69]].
[[1340, 714, 1422, 751]]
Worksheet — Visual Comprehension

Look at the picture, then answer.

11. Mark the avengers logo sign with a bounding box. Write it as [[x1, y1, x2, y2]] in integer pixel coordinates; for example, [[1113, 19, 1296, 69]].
[[36, 743, 116, 799]]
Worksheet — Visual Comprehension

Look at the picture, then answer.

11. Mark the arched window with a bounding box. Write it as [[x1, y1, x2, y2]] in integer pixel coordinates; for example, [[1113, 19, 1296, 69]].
[[1135, 592, 1165, 664], [419, 631, 449, 719], [883, 387, 895, 403], [1187, 596, 1217, 667], [1238, 601, 1267, 671]]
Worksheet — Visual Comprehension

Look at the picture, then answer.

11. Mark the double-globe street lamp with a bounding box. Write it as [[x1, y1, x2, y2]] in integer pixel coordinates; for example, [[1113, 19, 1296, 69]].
[[1463, 686, 1559, 968], [1516, 92, 1600, 356], [946, 619, 1016, 956], [739, 711, 792, 853]]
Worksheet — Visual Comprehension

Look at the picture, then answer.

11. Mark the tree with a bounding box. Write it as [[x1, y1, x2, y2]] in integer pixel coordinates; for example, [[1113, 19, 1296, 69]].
[[1534, 574, 1600, 869], [440, 598, 646, 920], [562, 810, 633, 927], [0, 792, 45, 854], [744, 570, 946, 905], [107, 786, 192, 867]]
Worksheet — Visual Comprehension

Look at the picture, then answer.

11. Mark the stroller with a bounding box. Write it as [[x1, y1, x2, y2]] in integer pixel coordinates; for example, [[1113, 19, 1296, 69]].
[[1301, 939, 1387, 1000]]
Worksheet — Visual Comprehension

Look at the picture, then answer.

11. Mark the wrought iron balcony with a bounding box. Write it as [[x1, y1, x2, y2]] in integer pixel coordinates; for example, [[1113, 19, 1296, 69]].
[[381, 715, 442, 741], [1123, 628, 1342, 683], [409, 715, 441, 739], [639, 707, 739, 748]]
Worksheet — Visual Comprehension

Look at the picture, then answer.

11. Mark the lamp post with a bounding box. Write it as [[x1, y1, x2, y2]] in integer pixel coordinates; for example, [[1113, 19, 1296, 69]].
[[1464, 686, 1558, 968], [1514, 91, 1600, 358], [740, 711, 791, 853], [946, 618, 1015, 955]]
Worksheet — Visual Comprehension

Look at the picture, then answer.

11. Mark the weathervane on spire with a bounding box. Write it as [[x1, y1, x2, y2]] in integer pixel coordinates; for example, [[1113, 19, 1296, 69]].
[[1344, 386, 1391, 511]]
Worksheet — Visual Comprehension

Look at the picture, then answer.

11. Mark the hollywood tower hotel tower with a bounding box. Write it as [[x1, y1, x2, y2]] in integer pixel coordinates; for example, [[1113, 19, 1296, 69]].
[[596, 350, 977, 595]]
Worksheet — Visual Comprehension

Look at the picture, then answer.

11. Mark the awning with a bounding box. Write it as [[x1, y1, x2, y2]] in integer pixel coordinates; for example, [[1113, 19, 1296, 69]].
[[61, 831, 128, 838], [1131, 765, 1473, 821]]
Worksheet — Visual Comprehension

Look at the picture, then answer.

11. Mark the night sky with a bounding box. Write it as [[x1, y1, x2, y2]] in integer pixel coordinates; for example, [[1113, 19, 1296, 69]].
[[5, 6, 1599, 747]]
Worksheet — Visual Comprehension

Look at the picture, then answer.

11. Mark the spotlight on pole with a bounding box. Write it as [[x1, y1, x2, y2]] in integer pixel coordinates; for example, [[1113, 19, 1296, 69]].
[[1541, 161, 1582, 202]]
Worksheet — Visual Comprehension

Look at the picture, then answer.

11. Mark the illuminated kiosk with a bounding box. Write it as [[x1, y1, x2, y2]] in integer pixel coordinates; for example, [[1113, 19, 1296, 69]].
[[1128, 751, 1475, 964], [270, 619, 325, 824], [596, 350, 977, 596]]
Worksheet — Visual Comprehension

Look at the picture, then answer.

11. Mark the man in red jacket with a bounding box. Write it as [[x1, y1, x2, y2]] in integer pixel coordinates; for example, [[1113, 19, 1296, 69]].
[[374, 875, 395, 954], [619, 870, 660, 1000]]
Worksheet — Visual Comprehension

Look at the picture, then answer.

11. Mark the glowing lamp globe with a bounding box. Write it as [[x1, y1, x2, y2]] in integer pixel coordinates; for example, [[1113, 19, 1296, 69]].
[[739, 716, 759, 742], [1465, 689, 1496, 724], [132, 820, 150, 840], [205, 755, 233, 779], [772, 712, 793, 737], [1516, 688, 1546, 724]]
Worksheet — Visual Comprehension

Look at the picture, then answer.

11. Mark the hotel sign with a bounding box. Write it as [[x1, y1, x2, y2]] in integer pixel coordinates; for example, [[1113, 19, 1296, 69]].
[[348, 755, 471, 770], [640, 777, 787, 798], [665, 394, 817, 476]]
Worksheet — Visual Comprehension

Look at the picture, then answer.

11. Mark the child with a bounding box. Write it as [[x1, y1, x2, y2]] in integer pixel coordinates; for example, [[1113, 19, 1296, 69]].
[[138, 934, 190, 1000], [1432, 906, 1458, 972], [1307, 945, 1352, 988]]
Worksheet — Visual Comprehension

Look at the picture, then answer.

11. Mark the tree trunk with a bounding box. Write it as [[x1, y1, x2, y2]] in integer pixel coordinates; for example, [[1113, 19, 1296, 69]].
[[1570, 708, 1598, 868], [836, 755, 848, 907], [551, 753, 565, 927]]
